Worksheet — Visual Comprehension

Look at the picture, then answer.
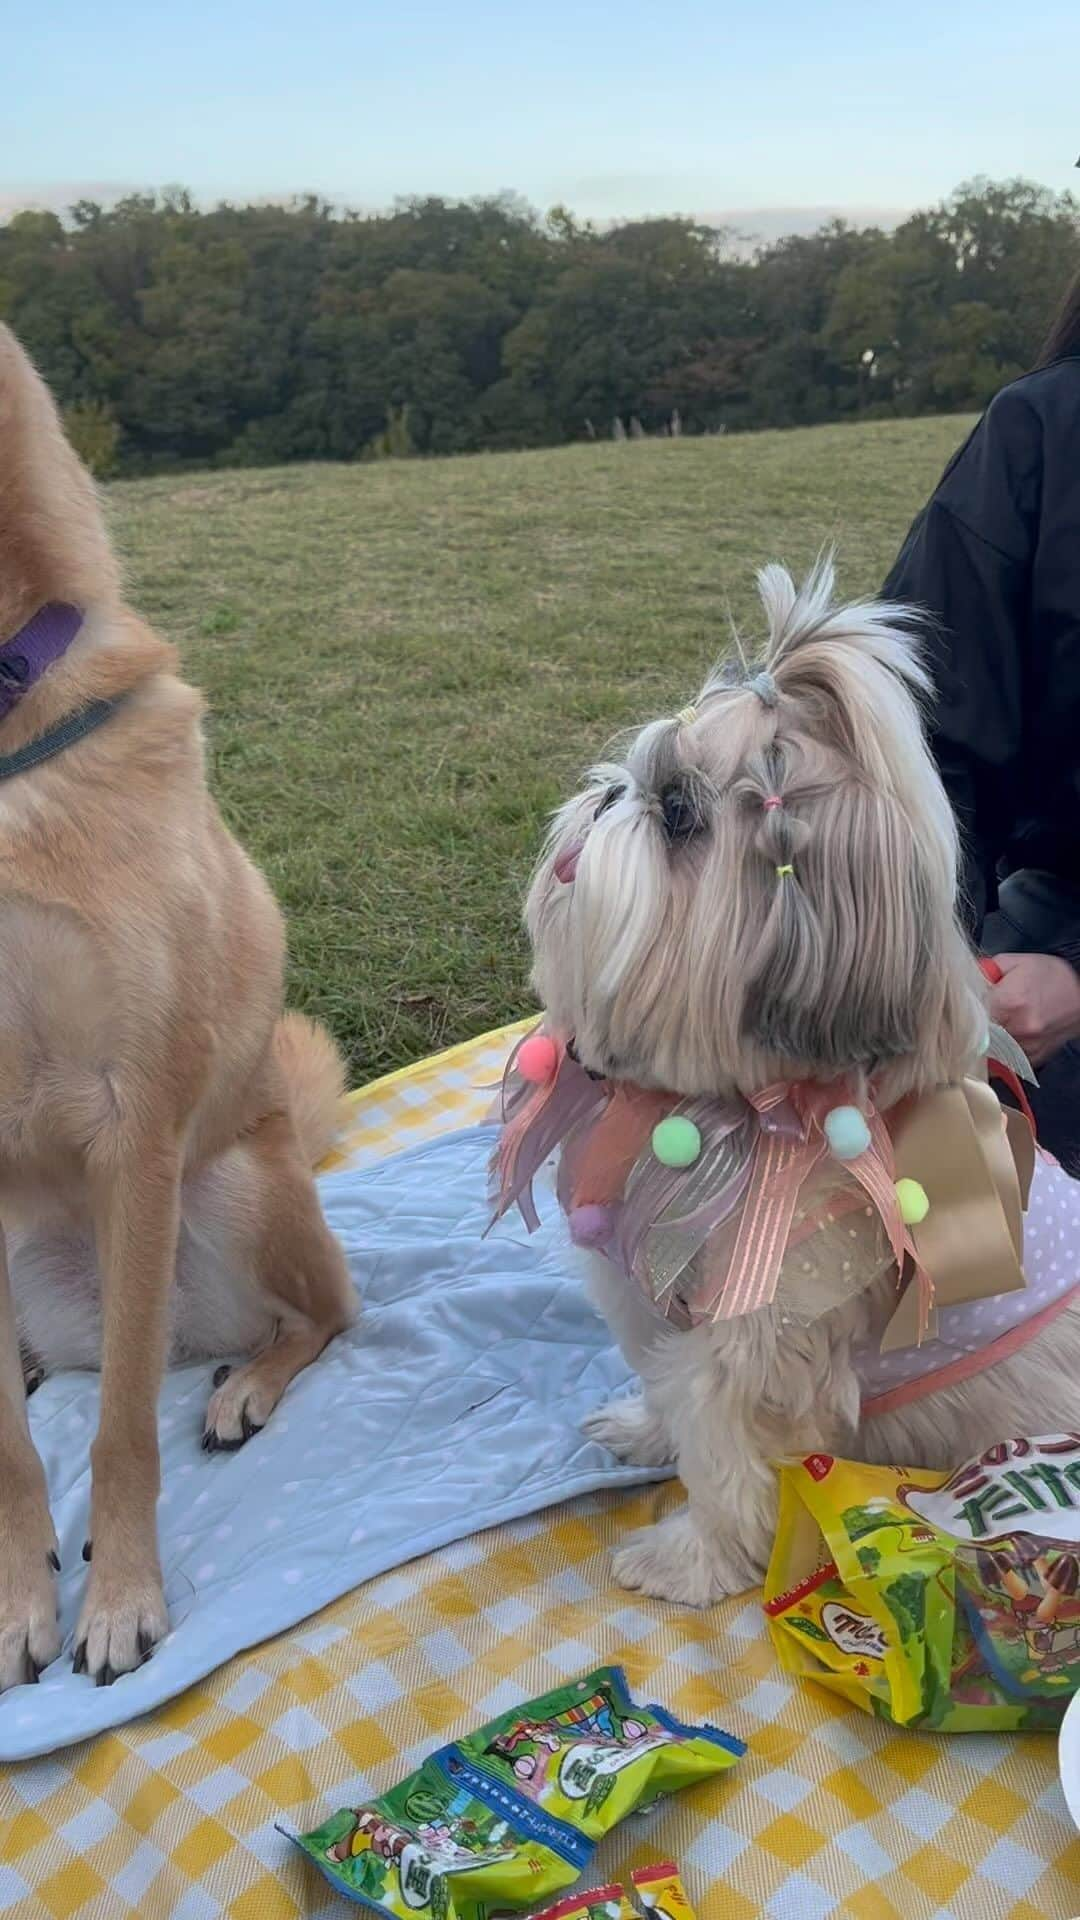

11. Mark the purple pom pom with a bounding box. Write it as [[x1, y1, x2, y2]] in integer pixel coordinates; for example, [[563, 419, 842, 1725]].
[[568, 1204, 612, 1249]]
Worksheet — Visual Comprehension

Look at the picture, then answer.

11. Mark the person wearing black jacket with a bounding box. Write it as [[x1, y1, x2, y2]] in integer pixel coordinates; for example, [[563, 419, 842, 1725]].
[[883, 266, 1080, 1169]]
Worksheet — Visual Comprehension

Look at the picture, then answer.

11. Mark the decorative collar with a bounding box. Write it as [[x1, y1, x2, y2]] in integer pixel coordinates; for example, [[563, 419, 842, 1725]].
[[491, 1027, 1039, 1352], [0, 603, 84, 720], [0, 603, 126, 781]]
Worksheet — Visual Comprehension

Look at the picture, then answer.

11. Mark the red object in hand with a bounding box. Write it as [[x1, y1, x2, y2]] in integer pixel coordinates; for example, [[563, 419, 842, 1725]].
[[979, 956, 1004, 986]]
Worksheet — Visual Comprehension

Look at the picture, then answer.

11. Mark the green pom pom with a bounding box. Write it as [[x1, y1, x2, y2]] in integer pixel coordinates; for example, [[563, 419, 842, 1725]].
[[652, 1115, 702, 1168], [823, 1104, 871, 1161], [895, 1177, 930, 1227]]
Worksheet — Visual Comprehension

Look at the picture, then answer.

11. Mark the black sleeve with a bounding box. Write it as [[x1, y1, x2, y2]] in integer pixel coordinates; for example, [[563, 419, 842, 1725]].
[[882, 394, 1041, 938], [1046, 929, 1080, 970]]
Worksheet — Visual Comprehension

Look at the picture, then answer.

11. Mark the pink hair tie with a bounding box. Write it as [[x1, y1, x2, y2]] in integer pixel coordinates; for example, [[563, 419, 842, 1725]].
[[762, 795, 783, 812]]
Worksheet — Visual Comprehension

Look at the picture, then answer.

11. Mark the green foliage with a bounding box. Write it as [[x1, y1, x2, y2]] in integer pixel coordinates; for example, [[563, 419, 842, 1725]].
[[1, 179, 1075, 473], [61, 400, 120, 476], [370, 404, 415, 459]]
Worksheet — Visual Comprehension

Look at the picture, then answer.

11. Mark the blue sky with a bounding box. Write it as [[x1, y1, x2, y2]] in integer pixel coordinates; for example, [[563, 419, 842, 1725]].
[[7, 0, 1078, 222]]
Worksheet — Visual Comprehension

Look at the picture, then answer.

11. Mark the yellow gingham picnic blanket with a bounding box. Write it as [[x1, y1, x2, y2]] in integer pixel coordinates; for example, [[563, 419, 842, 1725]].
[[3, 1023, 1080, 1920]]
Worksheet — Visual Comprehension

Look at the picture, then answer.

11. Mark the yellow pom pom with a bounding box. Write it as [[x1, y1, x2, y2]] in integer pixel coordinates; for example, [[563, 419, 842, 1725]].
[[895, 1178, 930, 1227]]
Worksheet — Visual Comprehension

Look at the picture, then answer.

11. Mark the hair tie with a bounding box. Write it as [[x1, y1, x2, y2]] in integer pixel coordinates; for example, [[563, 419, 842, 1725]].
[[677, 705, 698, 727], [748, 670, 779, 708], [776, 864, 794, 879], [762, 795, 783, 812]]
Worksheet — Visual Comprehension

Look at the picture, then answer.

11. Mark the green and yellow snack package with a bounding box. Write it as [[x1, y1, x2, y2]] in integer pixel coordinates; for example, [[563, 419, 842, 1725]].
[[289, 1666, 742, 1916], [531, 1885, 636, 1920], [764, 1439, 1080, 1731]]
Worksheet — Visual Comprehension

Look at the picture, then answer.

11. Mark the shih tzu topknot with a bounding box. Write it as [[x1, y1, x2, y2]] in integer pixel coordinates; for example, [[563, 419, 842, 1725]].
[[527, 556, 985, 1110]]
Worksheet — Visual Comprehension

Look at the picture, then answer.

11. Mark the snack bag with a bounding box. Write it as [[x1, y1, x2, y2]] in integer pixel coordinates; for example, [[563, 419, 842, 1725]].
[[291, 1666, 743, 1916], [764, 1439, 1080, 1731], [631, 1862, 697, 1919], [531, 1887, 636, 1920]]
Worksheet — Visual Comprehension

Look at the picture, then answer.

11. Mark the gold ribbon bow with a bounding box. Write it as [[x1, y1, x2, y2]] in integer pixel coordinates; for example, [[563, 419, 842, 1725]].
[[881, 1077, 1036, 1352]]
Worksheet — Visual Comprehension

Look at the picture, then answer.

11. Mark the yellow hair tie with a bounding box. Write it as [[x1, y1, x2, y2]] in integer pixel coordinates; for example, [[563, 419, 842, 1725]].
[[776, 864, 794, 878], [677, 705, 698, 727]]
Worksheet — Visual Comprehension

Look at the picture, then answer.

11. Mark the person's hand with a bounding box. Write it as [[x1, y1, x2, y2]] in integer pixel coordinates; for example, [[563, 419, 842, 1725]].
[[989, 953, 1080, 1067]]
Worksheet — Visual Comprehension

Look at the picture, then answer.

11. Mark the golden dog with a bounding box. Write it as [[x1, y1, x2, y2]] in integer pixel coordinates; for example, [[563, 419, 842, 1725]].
[[0, 327, 354, 1688]]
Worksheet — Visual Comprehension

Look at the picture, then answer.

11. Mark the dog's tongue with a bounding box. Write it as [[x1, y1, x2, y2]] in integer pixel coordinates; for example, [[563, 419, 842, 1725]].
[[554, 839, 583, 884]]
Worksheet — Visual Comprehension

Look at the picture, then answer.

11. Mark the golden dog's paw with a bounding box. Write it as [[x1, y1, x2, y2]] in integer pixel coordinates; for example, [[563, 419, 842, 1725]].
[[0, 1528, 61, 1690], [73, 1568, 168, 1686], [202, 1361, 278, 1452]]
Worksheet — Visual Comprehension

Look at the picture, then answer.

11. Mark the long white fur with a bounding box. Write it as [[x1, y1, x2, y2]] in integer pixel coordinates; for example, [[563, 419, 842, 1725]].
[[529, 559, 1080, 1606]]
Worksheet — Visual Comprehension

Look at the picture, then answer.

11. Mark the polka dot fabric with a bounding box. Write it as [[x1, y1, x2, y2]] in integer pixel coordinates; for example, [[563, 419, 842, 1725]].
[[856, 1154, 1080, 1408], [1, 1119, 669, 1763]]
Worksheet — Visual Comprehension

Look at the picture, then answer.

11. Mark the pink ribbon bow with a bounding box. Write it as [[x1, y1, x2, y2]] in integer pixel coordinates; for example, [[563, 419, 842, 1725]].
[[716, 1082, 920, 1325]]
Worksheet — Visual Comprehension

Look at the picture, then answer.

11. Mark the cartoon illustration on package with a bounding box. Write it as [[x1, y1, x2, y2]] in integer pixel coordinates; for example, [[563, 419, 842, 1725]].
[[766, 1437, 1080, 1731], [956, 1538, 1080, 1698], [291, 1667, 743, 1919], [481, 1682, 651, 1797]]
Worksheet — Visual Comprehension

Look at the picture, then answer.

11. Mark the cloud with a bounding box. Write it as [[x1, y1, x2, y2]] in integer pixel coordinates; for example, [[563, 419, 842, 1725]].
[[709, 205, 909, 240], [706, 205, 910, 257], [1, 182, 910, 248], [0, 182, 142, 220]]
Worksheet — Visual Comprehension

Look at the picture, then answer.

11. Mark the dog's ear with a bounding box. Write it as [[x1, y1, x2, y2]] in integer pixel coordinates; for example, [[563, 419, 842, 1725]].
[[740, 772, 933, 1074], [734, 563, 982, 1089], [0, 324, 119, 619]]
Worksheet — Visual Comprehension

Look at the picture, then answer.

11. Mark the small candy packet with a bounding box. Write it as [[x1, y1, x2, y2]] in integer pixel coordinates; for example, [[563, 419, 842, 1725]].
[[289, 1666, 742, 1918], [631, 1862, 697, 1919], [530, 1885, 636, 1920]]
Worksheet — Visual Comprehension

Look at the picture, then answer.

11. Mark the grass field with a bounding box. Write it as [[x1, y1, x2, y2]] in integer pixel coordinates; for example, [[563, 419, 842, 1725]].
[[109, 414, 972, 1084]]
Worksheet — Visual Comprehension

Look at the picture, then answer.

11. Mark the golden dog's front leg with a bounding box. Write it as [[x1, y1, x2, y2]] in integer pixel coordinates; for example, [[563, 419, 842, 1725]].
[[0, 1224, 61, 1689], [75, 1150, 178, 1684]]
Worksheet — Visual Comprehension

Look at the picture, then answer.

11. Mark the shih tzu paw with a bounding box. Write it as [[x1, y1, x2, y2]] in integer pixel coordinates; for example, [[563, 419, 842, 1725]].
[[611, 1509, 751, 1607], [581, 1394, 675, 1467]]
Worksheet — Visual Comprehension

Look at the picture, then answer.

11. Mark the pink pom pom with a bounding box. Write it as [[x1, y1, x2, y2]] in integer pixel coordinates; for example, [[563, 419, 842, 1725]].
[[517, 1033, 558, 1084], [568, 1204, 612, 1249]]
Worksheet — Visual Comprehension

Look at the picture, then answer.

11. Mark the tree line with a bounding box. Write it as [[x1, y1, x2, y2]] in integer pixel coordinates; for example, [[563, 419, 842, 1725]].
[[2, 177, 1076, 475]]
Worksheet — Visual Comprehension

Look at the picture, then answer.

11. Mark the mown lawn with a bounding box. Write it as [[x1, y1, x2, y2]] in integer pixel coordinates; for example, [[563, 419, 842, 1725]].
[[108, 415, 970, 1082]]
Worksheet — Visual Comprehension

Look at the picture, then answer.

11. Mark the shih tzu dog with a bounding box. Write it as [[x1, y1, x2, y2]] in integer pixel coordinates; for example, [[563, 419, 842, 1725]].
[[497, 560, 1080, 1607]]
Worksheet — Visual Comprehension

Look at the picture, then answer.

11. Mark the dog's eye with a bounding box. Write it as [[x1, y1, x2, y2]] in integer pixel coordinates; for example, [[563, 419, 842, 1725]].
[[593, 783, 625, 820], [659, 777, 705, 843]]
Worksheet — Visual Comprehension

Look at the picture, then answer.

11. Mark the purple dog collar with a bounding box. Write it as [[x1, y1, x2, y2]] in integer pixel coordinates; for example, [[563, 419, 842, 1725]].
[[0, 603, 84, 721]]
